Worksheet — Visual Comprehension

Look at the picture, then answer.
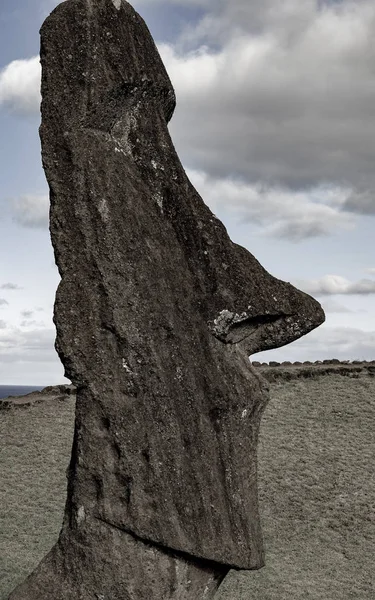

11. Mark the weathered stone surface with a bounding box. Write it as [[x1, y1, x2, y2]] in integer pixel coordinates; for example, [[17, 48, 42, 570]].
[[9, 0, 324, 597], [9, 518, 228, 599]]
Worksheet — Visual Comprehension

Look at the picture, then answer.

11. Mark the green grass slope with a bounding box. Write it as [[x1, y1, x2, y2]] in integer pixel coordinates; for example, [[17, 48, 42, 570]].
[[1, 371, 374, 599]]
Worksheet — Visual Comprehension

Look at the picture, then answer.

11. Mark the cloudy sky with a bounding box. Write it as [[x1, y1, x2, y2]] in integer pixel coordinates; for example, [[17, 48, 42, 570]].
[[1, 0, 375, 384]]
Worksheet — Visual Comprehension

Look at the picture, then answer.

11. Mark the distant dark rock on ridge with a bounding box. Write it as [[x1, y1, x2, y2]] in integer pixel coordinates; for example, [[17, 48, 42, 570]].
[[252, 361, 375, 382], [0, 384, 76, 410], [251, 359, 375, 368], [8, 1, 324, 598]]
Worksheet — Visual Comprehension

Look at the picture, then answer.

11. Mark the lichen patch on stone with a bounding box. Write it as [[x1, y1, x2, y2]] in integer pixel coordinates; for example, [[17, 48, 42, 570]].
[[77, 506, 86, 525]]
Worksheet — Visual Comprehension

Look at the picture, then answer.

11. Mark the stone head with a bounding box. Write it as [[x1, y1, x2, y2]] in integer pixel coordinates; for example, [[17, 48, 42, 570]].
[[39, 0, 325, 571]]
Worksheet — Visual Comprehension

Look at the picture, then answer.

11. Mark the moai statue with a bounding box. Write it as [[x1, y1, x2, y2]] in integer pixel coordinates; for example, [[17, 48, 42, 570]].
[[9, 1, 324, 598]]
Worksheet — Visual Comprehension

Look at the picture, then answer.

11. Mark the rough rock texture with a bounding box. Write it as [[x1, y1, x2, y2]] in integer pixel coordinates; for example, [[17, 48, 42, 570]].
[[9, 519, 228, 599], [9, 0, 324, 598]]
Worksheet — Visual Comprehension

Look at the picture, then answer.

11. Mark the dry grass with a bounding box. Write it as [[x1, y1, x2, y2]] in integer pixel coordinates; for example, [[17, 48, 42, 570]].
[[1, 371, 374, 599], [219, 373, 375, 599], [0, 394, 75, 598]]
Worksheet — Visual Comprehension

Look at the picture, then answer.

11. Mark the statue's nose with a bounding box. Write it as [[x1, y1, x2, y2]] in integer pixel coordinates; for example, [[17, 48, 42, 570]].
[[160, 181, 325, 355], [207, 262, 325, 355]]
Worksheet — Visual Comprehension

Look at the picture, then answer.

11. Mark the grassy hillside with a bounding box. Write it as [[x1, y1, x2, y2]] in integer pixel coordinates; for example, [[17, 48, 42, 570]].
[[218, 370, 375, 599], [1, 368, 374, 599]]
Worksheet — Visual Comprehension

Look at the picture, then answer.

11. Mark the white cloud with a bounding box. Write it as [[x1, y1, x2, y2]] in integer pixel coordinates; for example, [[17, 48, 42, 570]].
[[320, 299, 353, 314], [3, 1, 374, 240], [1, 323, 55, 354], [155, 0, 375, 207], [0, 326, 52, 361], [0, 299, 9, 307], [255, 324, 375, 363], [295, 275, 375, 296], [0, 325, 66, 385], [20, 320, 44, 328], [0, 320, 6, 329], [291, 325, 375, 360], [21, 310, 34, 318], [0, 283, 22, 290], [188, 169, 355, 241], [6, 1, 375, 198], [12, 194, 49, 228], [365, 267, 375, 275], [0, 56, 41, 115]]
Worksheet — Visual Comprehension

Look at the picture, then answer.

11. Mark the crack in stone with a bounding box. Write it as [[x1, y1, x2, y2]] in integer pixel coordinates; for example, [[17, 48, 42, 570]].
[[94, 515, 236, 572]]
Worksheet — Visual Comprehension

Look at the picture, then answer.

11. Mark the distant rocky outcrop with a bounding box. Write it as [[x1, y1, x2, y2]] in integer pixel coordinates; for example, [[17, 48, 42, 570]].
[[8, 1, 324, 598], [0, 384, 76, 410], [251, 360, 375, 382]]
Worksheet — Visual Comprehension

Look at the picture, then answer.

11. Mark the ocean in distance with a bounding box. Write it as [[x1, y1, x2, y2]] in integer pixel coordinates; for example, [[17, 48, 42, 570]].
[[0, 385, 45, 400]]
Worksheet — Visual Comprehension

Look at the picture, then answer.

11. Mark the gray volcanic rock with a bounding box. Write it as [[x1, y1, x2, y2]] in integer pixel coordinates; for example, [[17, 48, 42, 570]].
[[9, 519, 228, 599], [9, 0, 324, 597]]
